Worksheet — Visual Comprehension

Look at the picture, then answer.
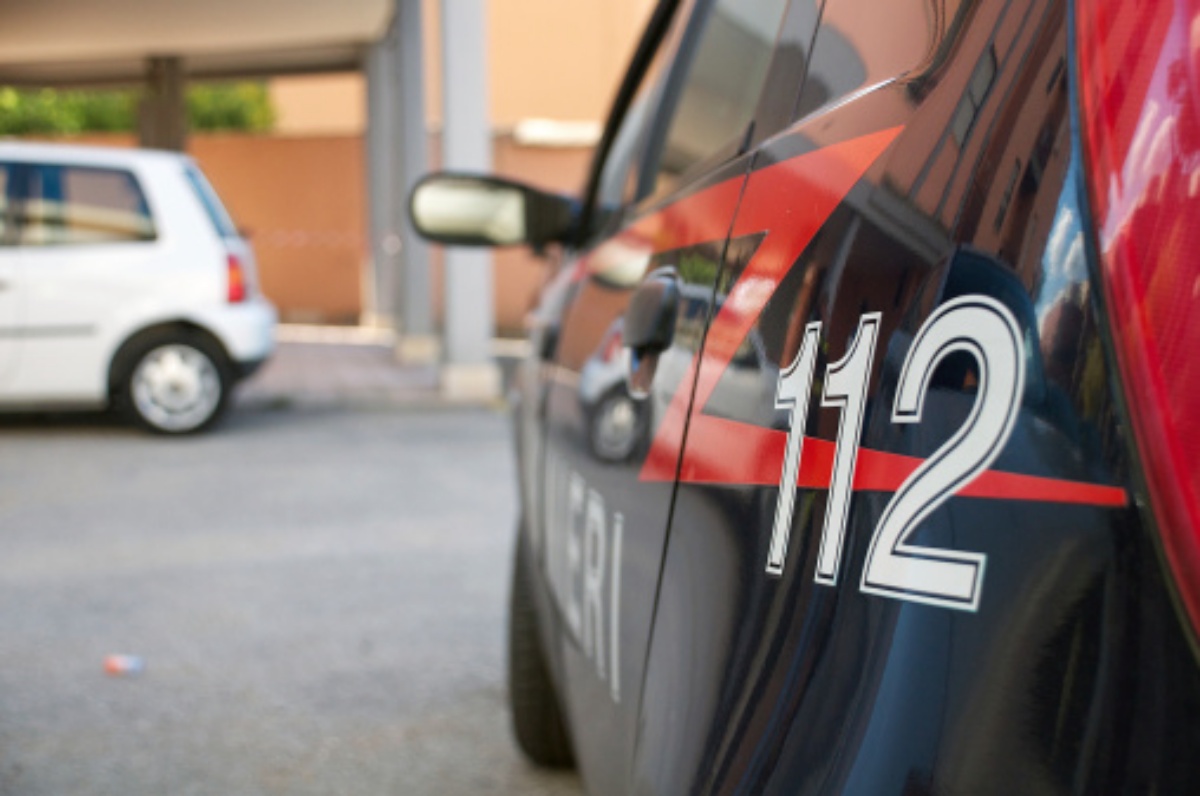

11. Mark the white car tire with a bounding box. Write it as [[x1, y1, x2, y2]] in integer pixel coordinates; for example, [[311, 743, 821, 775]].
[[114, 330, 231, 434]]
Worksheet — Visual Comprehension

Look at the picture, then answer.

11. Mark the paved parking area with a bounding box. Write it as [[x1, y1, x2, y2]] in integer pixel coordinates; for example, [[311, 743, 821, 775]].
[[238, 327, 442, 410], [0, 400, 583, 795]]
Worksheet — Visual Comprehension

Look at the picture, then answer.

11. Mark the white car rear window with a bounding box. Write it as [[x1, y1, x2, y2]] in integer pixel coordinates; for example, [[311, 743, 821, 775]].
[[184, 165, 239, 239], [18, 164, 156, 246]]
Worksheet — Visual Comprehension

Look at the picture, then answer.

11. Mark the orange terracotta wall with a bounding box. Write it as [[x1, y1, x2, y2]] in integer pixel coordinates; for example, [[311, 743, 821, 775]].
[[25, 132, 594, 331], [190, 135, 367, 324], [24, 132, 366, 323]]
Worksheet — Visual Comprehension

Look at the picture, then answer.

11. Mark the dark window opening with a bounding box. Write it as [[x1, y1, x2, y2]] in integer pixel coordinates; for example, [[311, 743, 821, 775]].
[[18, 164, 155, 246]]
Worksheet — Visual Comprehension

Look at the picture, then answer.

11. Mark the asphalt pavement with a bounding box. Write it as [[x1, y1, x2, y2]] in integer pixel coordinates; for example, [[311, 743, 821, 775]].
[[0, 338, 582, 795]]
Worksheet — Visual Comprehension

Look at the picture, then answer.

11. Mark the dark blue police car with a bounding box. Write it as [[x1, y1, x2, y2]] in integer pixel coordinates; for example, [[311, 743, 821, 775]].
[[410, 0, 1200, 792]]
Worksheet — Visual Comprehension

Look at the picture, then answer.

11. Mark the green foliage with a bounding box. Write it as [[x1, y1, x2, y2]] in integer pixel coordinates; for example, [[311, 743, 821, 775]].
[[0, 82, 275, 136], [187, 83, 275, 133], [0, 87, 137, 135], [678, 251, 720, 286]]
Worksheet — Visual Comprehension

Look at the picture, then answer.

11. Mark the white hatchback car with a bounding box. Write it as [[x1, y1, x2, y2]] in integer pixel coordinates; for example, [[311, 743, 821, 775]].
[[0, 142, 276, 433]]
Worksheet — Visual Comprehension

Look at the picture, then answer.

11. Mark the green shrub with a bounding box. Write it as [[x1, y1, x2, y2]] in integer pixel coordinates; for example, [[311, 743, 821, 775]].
[[0, 82, 275, 136], [187, 83, 275, 133]]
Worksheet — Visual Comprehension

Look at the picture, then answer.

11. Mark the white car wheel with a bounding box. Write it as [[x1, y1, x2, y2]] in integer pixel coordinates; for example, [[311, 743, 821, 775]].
[[128, 342, 225, 433], [589, 391, 642, 462]]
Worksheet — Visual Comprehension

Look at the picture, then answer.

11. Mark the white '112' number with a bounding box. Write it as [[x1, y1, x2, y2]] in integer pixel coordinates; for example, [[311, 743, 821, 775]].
[[767, 296, 1024, 612]]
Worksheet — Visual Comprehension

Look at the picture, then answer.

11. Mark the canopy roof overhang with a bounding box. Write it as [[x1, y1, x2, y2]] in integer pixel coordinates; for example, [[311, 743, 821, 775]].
[[0, 0, 392, 86]]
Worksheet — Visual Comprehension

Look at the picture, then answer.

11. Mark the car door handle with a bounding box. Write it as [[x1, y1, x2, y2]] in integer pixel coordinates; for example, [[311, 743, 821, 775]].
[[623, 266, 680, 397]]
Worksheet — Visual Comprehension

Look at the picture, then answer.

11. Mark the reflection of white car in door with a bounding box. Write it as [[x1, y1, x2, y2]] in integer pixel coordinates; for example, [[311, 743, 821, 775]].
[[579, 318, 645, 462], [0, 142, 276, 433]]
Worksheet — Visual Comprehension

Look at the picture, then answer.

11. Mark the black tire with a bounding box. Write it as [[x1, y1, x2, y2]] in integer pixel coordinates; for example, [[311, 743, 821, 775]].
[[111, 328, 231, 435], [585, 387, 646, 462], [508, 534, 575, 768]]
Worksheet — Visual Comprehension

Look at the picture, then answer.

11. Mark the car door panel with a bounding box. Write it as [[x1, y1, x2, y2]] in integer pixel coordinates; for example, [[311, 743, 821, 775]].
[[15, 240, 163, 400], [532, 0, 803, 791], [539, 179, 748, 795], [9, 161, 164, 401], [633, 0, 1200, 792], [631, 122, 904, 796], [0, 163, 19, 383]]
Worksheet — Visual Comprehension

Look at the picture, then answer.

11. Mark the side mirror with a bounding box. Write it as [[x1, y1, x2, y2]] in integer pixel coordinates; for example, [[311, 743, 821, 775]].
[[408, 172, 578, 250]]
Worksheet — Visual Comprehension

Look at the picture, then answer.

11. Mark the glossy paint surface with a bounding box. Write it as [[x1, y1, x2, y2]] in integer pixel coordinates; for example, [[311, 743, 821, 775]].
[[1076, 0, 1200, 633], [513, 0, 1200, 793]]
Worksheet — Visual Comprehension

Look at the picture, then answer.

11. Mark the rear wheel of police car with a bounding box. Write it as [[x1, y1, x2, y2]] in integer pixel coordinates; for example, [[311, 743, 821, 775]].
[[508, 533, 575, 768], [113, 329, 231, 434]]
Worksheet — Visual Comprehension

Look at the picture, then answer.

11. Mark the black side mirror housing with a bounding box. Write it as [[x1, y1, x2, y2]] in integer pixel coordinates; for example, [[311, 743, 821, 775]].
[[408, 172, 579, 252]]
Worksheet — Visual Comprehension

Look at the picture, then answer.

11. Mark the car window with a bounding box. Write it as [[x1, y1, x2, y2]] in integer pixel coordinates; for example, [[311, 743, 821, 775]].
[[183, 165, 240, 239], [593, 84, 658, 227], [18, 164, 155, 246], [950, 46, 998, 145], [796, 0, 967, 119], [589, 1, 692, 238], [644, 0, 791, 202]]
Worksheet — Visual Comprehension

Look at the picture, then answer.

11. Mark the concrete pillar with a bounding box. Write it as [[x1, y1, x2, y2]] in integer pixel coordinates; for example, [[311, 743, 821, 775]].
[[138, 56, 187, 151], [393, 0, 438, 362], [440, 0, 500, 399], [364, 38, 399, 326]]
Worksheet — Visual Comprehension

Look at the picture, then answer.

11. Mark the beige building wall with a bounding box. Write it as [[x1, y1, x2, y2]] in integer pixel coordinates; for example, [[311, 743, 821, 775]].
[[270, 72, 365, 136], [270, 0, 653, 130], [487, 0, 654, 127], [255, 0, 657, 329]]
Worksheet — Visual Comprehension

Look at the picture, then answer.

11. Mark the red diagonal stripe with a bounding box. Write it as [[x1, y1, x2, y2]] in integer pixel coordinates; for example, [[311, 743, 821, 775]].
[[636, 124, 1129, 510], [668, 415, 1127, 507], [641, 128, 903, 482]]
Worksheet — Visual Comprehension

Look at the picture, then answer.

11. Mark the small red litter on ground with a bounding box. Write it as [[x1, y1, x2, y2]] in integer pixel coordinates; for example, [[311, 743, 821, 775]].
[[103, 655, 145, 677]]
